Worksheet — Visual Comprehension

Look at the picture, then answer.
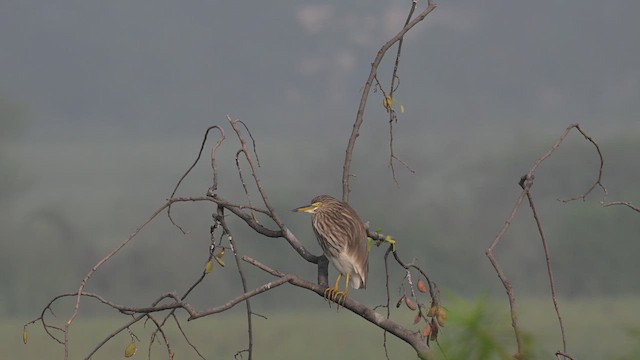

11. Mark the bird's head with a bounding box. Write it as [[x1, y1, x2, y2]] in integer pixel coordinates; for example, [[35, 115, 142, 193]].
[[292, 195, 337, 214]]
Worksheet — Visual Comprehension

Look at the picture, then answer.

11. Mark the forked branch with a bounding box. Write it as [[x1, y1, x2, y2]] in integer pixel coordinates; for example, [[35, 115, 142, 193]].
[[486, 123, 605, 358]]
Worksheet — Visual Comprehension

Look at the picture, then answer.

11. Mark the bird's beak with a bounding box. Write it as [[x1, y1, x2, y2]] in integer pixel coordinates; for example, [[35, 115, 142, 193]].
[[292, 204, 315, 213]]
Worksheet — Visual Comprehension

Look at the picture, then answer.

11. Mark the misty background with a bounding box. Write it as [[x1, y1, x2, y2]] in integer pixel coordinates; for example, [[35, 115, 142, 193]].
[[1, 0, 639, 355]]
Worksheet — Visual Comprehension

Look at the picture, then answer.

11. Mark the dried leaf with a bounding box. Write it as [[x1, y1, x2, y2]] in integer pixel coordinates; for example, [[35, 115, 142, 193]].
[[396, 295, 405, 308], [427, 304, 438, 317], [405, 296, 417, 311], [417, 278, 428, 293], [437, 307, 447, 327], [413, 312, 422, 325], [430, 319, 439, 341], [421, 324, 431, 337]]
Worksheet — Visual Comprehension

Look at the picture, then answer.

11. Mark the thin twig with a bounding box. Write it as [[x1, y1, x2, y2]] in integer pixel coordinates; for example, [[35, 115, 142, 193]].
[[387, 0, 418, 185], [525, 189, 567, 353], [382, 248, 392, 360], [216, 206, 254, 360], [235, 149, 258, 223], [602, 200, 640, 213], [146, 314, 174, 360], [558, 124, 606, 202], [486, 175, 532, 356], [172, 313, 207, 360], [228, 116, 284, 229], [168, 125, 225, 233], [342, 0, 437, 202], [237, 120, 261, 167], [555, 351, 576, 360]]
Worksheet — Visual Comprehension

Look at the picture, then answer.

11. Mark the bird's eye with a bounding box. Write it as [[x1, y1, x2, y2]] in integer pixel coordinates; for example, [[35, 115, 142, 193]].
[[313, 202, 322, 207]]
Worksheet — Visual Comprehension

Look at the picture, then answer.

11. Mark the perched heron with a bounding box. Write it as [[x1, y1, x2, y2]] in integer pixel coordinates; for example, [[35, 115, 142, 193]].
[[293, 195, 369, 303]]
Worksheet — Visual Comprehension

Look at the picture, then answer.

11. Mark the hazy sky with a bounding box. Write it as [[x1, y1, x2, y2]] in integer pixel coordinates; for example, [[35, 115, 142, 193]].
[[2, 0, 639, 142]]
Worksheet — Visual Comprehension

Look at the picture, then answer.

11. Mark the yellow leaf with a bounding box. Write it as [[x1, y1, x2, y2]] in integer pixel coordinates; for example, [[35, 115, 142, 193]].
[[367, 237, 374, 252], [383, 96, 393, 111], [437, 307, 447, 327], [22, 327, 28, 344], [399, 104, 405, 113], [214, 256, 225, 267], [427, 304, 438, 317], [205, 260, 214, 274], [124, 342, 137, 358]]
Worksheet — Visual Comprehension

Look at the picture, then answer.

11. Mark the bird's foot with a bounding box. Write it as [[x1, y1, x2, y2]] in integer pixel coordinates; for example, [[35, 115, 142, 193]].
[[324, 286, 348, 306]]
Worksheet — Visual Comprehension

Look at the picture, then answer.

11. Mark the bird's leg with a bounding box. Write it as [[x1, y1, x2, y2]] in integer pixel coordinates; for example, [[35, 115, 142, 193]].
[[332, 273, 350, 306], [324, 274, 342, 302]]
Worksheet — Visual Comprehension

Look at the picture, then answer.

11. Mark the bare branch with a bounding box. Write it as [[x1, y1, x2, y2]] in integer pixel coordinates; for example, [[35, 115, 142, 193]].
[[525, 189, 567, 353], [228, 116, 284, 229], [172, 313, 207, 360], [239, 257, 436, 360], [342, 0, 437, 202], [485, 176, 530, 355], [168, 125, 225, 233], [215, 206, 254, 359], [188, 275, 294, 320], [486, 123, 606, 358], [387, 0, 418, 185], [602, 200, 640, 213], [557, 124, 607, 202]]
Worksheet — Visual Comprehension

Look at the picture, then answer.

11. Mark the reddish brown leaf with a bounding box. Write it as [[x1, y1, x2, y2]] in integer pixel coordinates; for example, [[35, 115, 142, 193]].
[[405, 296, 417, 311], [413, 312, 422, 324], [417, 278, 428, 293], [421, 324, 431, 337]]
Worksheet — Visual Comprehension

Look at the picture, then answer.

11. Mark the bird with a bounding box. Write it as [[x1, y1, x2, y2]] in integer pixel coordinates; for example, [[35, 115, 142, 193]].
[[293, 195, 369, 304]]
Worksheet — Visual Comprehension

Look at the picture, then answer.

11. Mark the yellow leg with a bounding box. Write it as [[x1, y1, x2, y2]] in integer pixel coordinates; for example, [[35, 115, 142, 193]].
[[324, 274, 342, 301], [324, 273, 350, 306]]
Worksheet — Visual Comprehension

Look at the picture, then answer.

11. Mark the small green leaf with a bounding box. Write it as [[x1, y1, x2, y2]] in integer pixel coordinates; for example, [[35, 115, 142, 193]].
[[367, 237, 374, 252], [204, 260, 214, 274], [22, 327, 28, 344], [374, 228, 383, 234], [384, 235, 397, 252]]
